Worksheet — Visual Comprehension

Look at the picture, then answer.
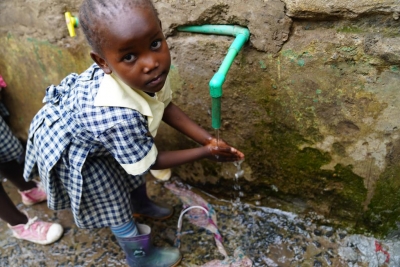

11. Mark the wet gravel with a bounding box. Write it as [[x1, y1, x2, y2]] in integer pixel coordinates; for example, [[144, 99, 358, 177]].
[[0, 176, 394, 267]]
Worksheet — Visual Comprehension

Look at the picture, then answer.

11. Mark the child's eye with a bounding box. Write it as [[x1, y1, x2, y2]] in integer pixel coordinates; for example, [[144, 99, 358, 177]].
[[123, 54, 136, 63], [150, 40, 162, 50]]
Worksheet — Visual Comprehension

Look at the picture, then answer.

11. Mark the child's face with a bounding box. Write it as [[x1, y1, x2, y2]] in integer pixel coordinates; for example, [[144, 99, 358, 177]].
[[91, 6, 171, 94]]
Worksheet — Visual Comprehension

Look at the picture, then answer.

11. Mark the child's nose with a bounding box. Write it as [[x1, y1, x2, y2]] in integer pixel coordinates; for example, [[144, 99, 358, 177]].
[[142, 55, 159, 73]]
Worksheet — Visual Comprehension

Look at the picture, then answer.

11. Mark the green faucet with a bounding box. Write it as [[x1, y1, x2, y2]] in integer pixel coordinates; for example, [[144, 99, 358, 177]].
[[177, 25, 250, 129]]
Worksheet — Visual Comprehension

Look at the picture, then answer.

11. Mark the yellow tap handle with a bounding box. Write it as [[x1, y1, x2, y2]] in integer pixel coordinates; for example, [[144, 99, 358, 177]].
[[65, 12, 79, 37]]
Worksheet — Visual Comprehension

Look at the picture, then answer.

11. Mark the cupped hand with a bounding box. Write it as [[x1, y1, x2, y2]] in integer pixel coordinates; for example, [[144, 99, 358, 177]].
[[205, 137, 245, 162]]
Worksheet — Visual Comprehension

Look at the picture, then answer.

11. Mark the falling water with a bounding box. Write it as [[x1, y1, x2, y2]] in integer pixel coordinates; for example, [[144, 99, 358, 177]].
[[215, 129, 220, 147], [213, 129, 243, 194], [232, 159, 245, 210], [234, 160, 244, 180]]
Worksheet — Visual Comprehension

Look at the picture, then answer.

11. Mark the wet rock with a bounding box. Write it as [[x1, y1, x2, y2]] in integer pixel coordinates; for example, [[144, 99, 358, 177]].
[[314, 229, 322, 236], [339, 232, 347, 239], [313, 241, 321, 248], [325, 230, 334, 238]]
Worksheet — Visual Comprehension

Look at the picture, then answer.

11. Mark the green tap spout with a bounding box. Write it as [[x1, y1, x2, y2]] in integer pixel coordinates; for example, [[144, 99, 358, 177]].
[[177, 25, 250, 129]]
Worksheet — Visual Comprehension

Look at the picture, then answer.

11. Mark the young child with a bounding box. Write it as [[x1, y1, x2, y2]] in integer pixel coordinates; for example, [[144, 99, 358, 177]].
[[0, 74, 63, 245], [23, 0, 244, 266]]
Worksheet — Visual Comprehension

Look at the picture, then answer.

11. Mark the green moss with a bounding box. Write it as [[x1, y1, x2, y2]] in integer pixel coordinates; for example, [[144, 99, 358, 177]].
[[234, 118, 369, 230], [390, 65, 399, 73], [328, 165, 367, 211], [297, 59, 305, 67], [364, 165, 400, 236], [337, 26, 363, 33], [340, 46, 357, 52], [259, 60, 267, 69], [281, 50, 310, 67]]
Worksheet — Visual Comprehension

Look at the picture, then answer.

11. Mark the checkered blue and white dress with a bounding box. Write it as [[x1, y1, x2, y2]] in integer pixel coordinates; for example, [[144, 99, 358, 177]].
[[24, 64, 154, 228], [0, 102, 24, 164]]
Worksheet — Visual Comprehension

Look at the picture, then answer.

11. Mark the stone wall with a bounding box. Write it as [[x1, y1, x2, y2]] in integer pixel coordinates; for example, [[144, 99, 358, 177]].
[[1, 0, 400, 236]]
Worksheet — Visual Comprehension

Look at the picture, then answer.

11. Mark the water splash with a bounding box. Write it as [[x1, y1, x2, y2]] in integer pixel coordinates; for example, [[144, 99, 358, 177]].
[[232, 159, 245, 208], [233, 159, 244, 181]]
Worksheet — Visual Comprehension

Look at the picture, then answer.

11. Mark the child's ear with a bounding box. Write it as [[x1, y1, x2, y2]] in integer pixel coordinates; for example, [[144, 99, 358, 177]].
[[90, 51, 112, 74]]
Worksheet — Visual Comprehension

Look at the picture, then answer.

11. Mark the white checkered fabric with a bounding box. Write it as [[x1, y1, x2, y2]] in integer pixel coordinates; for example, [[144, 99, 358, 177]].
[[0, 107, 23, 163], [0, 102, 9, 117], [24, 64, 153, 228]]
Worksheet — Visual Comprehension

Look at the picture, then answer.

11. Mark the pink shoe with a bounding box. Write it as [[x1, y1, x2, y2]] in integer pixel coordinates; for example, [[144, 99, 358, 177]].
[[19, 181, 47, 206], [8, 216, 63, 245]]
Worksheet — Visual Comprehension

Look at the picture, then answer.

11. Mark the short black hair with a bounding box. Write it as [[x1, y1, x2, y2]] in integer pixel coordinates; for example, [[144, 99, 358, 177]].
[[79, 0, 158, 54]]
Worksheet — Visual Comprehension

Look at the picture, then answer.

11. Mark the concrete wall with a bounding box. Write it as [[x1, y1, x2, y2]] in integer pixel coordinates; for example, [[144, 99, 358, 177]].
[[1, 0, 400, 236]]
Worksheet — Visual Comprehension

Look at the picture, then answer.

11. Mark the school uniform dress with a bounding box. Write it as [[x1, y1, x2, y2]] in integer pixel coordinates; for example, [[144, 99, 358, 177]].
[[23, 64, 172, 228], [0, 102, 24, 164], [0, 75, 24, 164]]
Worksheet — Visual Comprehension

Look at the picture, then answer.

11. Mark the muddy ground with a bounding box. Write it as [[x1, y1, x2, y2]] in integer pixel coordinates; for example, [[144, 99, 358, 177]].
[[0, 174, 391, 267]]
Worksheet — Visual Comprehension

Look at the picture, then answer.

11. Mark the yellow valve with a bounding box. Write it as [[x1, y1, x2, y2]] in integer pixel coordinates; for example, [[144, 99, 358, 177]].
[[65, 12, 79, 37]]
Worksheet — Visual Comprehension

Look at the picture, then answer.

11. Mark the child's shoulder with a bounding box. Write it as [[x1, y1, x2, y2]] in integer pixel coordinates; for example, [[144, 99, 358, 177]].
[[77, 63, 104, 85], [81, 63, 103, 80], [55, 64, 104, 93]]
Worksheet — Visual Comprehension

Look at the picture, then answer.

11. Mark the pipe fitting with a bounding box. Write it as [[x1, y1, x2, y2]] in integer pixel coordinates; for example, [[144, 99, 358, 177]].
[[65, 12, 79, 37], [177, 25, 250, 130]]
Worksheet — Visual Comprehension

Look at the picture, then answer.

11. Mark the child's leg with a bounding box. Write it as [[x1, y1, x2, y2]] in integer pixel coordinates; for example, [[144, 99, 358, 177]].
[[0, 160, 36, 191], [0, 114, 41, 194], [0, 182, 28, 226], [0, 160, 47, 206], [130, 183, 173, 220], [0, 181, 63, 245], [0, 105, 62, 244], [110, 218, 138, 238]]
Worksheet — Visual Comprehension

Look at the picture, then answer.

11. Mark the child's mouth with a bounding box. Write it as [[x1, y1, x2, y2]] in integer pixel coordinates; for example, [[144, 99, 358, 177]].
[[147, 73, 165, 86]]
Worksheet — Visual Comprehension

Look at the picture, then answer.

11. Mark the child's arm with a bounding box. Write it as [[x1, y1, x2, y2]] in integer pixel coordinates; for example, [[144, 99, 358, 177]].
[[162, 102, 213, 145], [151, 102, 244, 170]]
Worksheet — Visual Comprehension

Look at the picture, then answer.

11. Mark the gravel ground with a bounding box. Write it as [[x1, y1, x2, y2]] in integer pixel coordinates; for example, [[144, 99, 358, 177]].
[[1, 175, 397, 267]]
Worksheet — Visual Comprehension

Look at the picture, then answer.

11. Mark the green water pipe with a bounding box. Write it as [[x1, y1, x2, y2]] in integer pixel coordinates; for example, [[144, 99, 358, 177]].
[[177, 25, 250, 129]]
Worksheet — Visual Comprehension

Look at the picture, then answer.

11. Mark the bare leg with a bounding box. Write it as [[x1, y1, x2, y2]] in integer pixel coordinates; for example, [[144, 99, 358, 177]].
[[0, 182, 28, 226], [0, 160, 36, 191], [0, 160, 38, 225]]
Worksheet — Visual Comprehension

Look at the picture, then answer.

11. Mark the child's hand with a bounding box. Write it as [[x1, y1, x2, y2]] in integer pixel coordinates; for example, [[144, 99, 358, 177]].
[[205, 138, 244, 162]]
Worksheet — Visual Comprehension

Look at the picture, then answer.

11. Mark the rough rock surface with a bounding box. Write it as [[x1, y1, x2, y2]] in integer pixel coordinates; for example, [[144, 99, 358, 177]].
[[1, 0, 400, 236]]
